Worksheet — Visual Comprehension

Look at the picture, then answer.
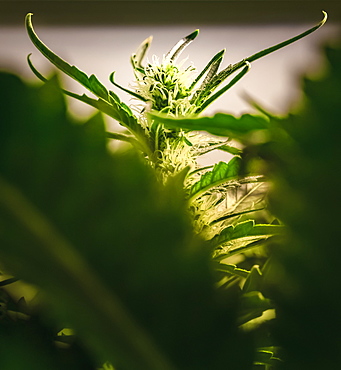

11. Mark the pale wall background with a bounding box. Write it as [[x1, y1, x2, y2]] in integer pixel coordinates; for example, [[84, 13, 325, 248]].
[[1, 1, 340, 163]]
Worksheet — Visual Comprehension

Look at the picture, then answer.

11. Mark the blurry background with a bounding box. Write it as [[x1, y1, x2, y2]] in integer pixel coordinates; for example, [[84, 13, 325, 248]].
[[1, 1, 340, 163]]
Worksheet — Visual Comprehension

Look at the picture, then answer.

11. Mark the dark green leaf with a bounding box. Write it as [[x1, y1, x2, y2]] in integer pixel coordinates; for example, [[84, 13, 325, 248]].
[[205, 11, 327, 95], [0, 277, 19, 287], [197, 61, 251, 112], [109, 71, 148, 101], [26, 13, 93, 93], [259, 41, 341, 369], [0, 71, 253, 370], [189, 49, 225, 91], [88, 74, 109, 100], [165, 29, 199, 62]]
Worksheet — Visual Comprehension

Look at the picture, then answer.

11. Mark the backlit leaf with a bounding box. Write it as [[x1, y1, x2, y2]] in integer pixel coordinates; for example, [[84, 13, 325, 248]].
[[150, 112, 269, 139], [189, 157, 241, 201], [210, 220, 285, 257]]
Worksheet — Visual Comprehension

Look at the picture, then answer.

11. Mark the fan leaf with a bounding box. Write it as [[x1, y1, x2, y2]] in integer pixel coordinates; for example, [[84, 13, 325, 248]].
[[188, 157, 241, 201], [150, 112, 269, 139], [210, 220, 285, 255]]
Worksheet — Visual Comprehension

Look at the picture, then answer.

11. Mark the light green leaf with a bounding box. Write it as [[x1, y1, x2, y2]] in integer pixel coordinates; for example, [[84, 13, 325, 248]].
[[150, 112, 269, 139], [212, 262, 250, 279], [210, 220, 285, 254], [189, 139, 241, 157], [210, 181, 267, 225], [254, 349, 282, 366], [217, 143, 243, 156], [242, 265, 263, 293], [188, 157, 241, 201], [238, 291, 273, 325], [210, 206, 266, 225]]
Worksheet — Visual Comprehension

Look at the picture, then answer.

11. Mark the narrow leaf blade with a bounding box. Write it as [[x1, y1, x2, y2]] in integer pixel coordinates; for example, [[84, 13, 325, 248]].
[[26, 13, 91, 91]]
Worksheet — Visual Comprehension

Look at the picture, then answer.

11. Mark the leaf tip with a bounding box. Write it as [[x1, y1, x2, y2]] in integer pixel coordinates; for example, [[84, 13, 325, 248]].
[[216, 49, 226, 60], [109, 71, 116, 84], [320, 10, 328, 26], [25, 12, 33, 26], [186, 29, 199, 41], [146, 35, 153, 44]]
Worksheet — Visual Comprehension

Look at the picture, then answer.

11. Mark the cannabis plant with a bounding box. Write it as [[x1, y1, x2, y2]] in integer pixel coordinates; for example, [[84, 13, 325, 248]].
[[0, 11, 329, 369], [25, 12, 326, 245]]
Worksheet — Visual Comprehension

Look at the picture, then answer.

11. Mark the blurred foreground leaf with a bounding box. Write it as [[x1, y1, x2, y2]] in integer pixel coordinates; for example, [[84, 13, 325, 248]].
[[0, 72, 254, 369], [255, 42, 341, 369]]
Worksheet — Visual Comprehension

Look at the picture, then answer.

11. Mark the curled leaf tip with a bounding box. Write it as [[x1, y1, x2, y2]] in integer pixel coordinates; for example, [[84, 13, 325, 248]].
[[110, 71, 148, 102], [320, 10, 328, 26], [25, 13, 34, 27], [109, 71, 115, 81]]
